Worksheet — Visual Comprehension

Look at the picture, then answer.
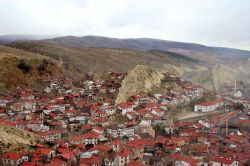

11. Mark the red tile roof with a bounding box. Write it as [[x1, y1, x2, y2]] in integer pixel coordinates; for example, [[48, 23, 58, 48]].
[[151, 108, 162, 113], [58, 153, 74, 160], [177, 156, 198, 166], [118, 149, 131, 157], [196, 99, 223, 107], [127, 161, 149, 166], [80, 155, 102, 164], [65, 109, 78, 114], [211, 156, 234, 165], [20, 162, 38, 166], [144, 102, 160, 108], [118, 103, 133, 109], [0, 120, 16, 127], [135, 109, 151, 115], [36, 148, 53, 155], [81, 124, 93, 129], [81, 131, 99, 139], [2, 152, 22, 160], [90, 145, 112, 152], [0, 109, 6, 113]]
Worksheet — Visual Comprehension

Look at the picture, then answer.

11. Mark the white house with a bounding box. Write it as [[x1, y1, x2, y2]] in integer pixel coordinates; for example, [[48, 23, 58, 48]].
[[118, 103, 134, 115], [81, 132, 99, 145], [106, 125, 135, 138], [0, 99, 9, 107], [20, 93, 34, 100], [23, 100, 36, 112], [194, 99, 224, 112], [210, 156, 238, 166], [103, 106, 116, 116], [151, 108, 164, 117], [115, 150, 131, 166]]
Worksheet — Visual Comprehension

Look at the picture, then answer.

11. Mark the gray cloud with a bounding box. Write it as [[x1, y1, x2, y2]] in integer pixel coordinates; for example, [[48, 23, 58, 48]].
[[0, 0, 250, 50]]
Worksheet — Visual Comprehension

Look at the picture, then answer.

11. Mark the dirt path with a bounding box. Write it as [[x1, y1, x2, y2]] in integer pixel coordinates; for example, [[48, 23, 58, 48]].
[[176, 111, 208, 120]]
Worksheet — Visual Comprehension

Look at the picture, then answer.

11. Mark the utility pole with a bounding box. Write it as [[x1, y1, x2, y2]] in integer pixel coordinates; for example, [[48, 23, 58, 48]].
[[234, 80, 237, 96], [146, 56, 149, 66], [226, 120, 228, 135]]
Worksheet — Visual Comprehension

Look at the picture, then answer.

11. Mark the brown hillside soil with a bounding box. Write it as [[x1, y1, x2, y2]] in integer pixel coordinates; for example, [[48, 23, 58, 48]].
[[0, 57, 63, 96], [0, 124, 43, 154]]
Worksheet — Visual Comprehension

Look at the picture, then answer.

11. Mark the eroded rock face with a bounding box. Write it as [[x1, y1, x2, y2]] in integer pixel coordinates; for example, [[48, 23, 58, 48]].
[[115, 65, 164, 104], [0, 124, 43, 153]]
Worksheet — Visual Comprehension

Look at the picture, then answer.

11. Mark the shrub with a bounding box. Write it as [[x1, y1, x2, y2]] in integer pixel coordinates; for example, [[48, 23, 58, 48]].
[[17, 60, 31, 74], [37, 59, 49, 72]]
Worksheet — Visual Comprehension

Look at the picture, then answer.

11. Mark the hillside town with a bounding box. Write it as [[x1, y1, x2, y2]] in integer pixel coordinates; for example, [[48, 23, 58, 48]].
[[0, 72, 249, 166]]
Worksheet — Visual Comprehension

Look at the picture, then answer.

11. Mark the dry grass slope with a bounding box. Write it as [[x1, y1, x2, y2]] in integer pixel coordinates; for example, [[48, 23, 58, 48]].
[[8, 42, 199, 73], [0, 45, 64, 96], [6, 42, 250, 93], [0, 124, 43, 153]]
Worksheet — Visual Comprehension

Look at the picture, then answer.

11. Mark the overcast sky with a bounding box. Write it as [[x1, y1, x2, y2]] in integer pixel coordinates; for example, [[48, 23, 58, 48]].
[[0, 0, 250, 50]]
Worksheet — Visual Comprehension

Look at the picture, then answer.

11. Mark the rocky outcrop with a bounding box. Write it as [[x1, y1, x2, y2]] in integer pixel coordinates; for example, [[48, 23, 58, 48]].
[[115, 65, 164, 104], [0, 124, 43, 153]]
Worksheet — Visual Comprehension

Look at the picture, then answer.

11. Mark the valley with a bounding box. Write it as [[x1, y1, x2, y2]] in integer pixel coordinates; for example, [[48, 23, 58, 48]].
[[0, 36, 249, 165]]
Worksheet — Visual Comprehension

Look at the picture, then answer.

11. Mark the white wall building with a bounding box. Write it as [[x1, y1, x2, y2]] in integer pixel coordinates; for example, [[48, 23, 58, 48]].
[[194, 99, 223, 112], [210, 156, 238, 166]]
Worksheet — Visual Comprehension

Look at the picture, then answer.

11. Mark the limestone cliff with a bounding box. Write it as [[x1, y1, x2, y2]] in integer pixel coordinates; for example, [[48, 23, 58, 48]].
[[115, 65, 164, 104], [0, 124, 43, 153]]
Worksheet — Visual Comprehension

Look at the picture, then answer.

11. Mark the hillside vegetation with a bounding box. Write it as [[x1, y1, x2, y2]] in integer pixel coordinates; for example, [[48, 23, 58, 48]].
[[0, 45, 63, 96], [8, 42, 199, 73], [4, 38, 250, 92], [0, 124, 43, 153], [43, 35, 250, 64]]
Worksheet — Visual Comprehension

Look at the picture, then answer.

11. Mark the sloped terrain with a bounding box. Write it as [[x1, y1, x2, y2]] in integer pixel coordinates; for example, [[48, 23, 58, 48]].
[[0, 124, 43, 153], [0, 45, 64, 96], [0, 45, 55, 60], [183, 63, 250, 91], [3, 36, 250, 93], [116, 65, 165, 104], [8, 42, 199, 73], [43, 35, 250, 64]]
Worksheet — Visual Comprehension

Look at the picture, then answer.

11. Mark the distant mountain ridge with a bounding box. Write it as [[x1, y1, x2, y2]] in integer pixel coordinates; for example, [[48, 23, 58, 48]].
[[44, 35, 209, 51], [42, 35, 250, 65], [3, 35, 250, 63], [0, 34, 58, 44], [7, 42, 199, 72]]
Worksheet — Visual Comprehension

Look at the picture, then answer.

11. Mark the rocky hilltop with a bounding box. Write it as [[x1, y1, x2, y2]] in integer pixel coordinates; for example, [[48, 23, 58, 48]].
[[4, 37, 250, 95], [183, 63, 250, 91], [116, 65, 164, 104], [0, 124, 43, 153]]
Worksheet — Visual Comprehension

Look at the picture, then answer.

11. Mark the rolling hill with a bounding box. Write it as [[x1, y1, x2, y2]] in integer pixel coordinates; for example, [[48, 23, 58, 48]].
[[2, 35, 250, 92], [0, 35, 58, 44], [43, 35, 250, 65], [0, 45, 64, 96], [8, 42, 200, 73]]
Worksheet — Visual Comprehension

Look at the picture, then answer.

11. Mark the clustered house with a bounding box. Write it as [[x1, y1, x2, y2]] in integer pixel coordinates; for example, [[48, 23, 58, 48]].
[[0, 71, 249, 166]]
